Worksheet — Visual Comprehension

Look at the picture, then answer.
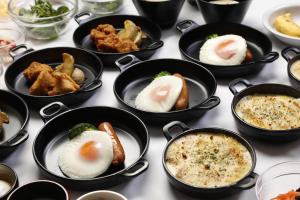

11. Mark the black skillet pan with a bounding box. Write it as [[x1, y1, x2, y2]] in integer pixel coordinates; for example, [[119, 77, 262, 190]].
[[33, 102, 149, 190], [5, 45, 103, 109], [177, 20, 279, 78], [73, 12, 164, 67], [113, 55, 220, 123], [0, 90, 29, 159], [229, 78, 300, 142], [282, 47, 300, 89], [162, 121, 258, 197]]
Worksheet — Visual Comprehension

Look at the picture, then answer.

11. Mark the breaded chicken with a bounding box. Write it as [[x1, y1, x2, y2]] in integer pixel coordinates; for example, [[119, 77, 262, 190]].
[[48, 71, 80, 96], [29, 70, 56, 95], [23, 62, 53, 82], [0, 111, 9, 130]]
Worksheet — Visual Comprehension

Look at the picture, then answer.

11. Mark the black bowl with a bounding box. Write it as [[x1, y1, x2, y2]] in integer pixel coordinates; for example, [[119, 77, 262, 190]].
[[7, 180, 69, 200], [162, 121, 258, 197], [188, 0, 197, 6], [229, 78, 300, 142], [5, 45, 103, 109], [282, 47, 300, 88], [195, 0, 252, 24], [132, 0, 185, 28], [0, 164, 18, 200]]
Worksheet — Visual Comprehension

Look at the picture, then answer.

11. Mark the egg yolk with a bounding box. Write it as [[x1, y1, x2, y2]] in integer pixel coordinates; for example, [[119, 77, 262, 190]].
[[215, 39, 237, 60], [151, 85, 171, 102], [79, 141, 101, 161]]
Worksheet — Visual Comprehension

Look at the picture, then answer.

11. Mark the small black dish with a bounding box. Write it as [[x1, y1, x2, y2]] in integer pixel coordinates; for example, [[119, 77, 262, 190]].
[[177, 21, 279, 78], [113, 55, 220, 123], [188, 0, 197, 6], [0, 164, 18, 200], [195, 0, 252, 24], [162, 121, 258, 197], [0, 90, 29, 159], [73, 12, 163, 67], [282, 47, 300, 88], [7, 180, 69, 200], [5, 45, 103, 109], [132, 0, 185, 28], [33, 102, 149, 190], [229, 78, 300, 142]]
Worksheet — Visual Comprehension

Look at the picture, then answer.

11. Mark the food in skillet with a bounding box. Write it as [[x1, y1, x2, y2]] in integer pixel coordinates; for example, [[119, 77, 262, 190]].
[[274, 13, 300, 38], [23, 53, 85, 96], [271, 188, 300, 200], [291, 60, 300, 81], [135, 71, 189, 112], [165, 132, 252, 188], [235, 95, 300, 130], [59, 122, 125, 179], [210, 0, 239, 5], [90, 20, 146, 53], [0, 39, 16, 64], [199, 34, 253, 66], [0, 111, 9, 130]]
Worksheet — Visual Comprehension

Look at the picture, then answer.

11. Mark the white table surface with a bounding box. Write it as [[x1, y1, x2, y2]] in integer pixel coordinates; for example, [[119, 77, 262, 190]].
[[1, 0, 299, 199]]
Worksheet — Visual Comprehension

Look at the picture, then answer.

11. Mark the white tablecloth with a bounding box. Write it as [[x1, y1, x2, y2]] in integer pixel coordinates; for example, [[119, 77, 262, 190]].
[[0, 0, 299, 199]]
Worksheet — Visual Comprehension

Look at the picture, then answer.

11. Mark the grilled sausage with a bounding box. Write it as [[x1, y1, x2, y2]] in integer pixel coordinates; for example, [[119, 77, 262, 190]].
[[245, 49, 253, 62], [173, 73, 189, 110]]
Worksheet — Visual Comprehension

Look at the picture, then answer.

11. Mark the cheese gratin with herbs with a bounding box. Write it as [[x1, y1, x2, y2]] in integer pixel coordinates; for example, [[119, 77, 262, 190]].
[[235, 95, 300, 130], [165, 133, 252, 188]]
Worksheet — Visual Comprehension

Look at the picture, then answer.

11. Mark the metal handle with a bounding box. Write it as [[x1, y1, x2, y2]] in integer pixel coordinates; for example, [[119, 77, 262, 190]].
[[282, 47, 300, 62], [145, 41, 164, 51], [163, 121, 190, 141], [115, 55, 141, 71], [257, 52, 279, 64], [2, 129, 28, 147], [176, 20, 198, 34], [229, 78, 252, 95], [79, 79, 102, 93], [195, 96, 220, 110], [9, 44, 34, 60], [233, 172, 258, 190], [39, 102, 69, 123], [74, 11, 93, 25], [122, 159, 149, 177]]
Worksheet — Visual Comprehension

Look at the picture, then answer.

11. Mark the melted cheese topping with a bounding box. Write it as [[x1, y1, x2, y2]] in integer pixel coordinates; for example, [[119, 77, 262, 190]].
[[291, 60, 300, 81], [165, 133, 252, 188], [235, 95, 300, 130]]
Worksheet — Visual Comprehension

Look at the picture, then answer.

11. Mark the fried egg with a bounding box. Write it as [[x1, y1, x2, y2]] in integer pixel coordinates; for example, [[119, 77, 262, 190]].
[[199, 34, 247, 66], [58, 130, 113, 179], [135, 75, 183, 112]]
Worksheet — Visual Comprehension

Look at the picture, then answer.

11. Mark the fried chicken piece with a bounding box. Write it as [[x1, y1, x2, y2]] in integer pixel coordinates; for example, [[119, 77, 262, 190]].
[[0, 111, 9, 129], [29, 70, 56, 95], [23, 62, 53, 82], [48, 71, 80, 96], [116, 39, 139, 53]]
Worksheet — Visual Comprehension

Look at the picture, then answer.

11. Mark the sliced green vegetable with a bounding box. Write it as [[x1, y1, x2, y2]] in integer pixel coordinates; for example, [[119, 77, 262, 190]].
[[68, 123, 97, 139], [205, 34, 219, 41], [154, 71, 171, 80]]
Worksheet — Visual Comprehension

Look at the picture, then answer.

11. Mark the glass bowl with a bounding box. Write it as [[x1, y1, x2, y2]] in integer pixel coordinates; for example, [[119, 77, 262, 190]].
[[8, 0, 78, 40], [81, 0, 123, 15], [256, 161, 300, 200]]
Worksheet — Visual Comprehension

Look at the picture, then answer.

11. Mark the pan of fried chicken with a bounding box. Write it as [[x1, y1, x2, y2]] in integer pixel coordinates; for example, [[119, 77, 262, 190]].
[[5, 46, 103, 108], [73, 12, 163, 67]]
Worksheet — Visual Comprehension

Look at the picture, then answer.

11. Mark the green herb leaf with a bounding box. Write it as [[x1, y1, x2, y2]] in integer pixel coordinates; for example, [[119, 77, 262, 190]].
[[154, 71, 171, 79], [205, 34, 219, 41]]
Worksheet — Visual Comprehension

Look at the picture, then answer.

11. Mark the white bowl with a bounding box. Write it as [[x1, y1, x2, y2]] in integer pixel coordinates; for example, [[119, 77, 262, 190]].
[[76, 190, 127, 200], [263, 4, 300, 46]]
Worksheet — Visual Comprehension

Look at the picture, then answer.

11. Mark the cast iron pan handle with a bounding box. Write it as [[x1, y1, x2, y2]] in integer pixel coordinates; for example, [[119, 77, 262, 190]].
[[74, 11, 93, 25], [115, 55, 141, 72], [257, 52, 279, 63], [145, 41, 164, 51], [233, 172, 258, 190], [163, 121, 190, 141], [195, 96, 220, 110], [39, 102, 69, 123], [121, 159, 149, 177], [229, 78, 253, 95], [9, 44, 34, 60], [282, 47, 300, 62], [1, 129, 28, 147], [79, 79, 102, 93], [176, 20, 198, 34]]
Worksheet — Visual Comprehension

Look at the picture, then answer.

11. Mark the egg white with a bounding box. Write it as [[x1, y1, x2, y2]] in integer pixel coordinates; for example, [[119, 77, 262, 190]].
[[135, 75, 183, 112], [199, 34, 247, 66], [58, 130, 113, 179]]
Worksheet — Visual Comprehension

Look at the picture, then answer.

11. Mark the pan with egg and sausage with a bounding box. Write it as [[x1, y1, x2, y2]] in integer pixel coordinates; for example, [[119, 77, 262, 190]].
[[33, 102, 149, 189], [230, 78, 300, 141], [113, 55, 220, 123], [162, 121, 258, 197]]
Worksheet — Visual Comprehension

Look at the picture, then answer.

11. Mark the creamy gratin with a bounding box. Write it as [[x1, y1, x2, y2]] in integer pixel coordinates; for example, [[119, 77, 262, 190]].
[[235, 95, 300, 130], [165, 133, 252, 188]]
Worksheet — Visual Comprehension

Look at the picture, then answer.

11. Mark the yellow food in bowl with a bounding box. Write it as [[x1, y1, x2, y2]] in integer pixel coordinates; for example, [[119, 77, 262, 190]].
[[0, 0, 8, 18], [274, 13, 300, 38], [291, 60, 300, 81]]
